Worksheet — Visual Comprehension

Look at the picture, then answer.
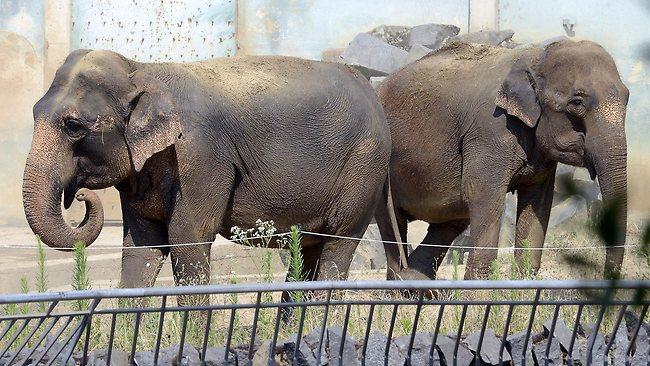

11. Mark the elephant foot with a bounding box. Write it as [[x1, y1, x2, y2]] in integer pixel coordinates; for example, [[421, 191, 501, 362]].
[[387, 268, 437, 299]]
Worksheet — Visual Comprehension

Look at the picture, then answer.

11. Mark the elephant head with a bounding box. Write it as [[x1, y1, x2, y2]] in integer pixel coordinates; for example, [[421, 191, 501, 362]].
[[23, 49, 182, 250], [496, 40, 629, 275]]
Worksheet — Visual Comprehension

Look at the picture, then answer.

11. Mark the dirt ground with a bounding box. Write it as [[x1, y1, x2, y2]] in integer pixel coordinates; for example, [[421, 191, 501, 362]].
[[0, 212, 648, 294]]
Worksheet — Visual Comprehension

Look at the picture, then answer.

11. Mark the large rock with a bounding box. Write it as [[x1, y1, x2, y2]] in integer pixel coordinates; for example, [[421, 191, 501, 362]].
[[303, 328, 329, 365], [87, 349, 130, 366], [611, 321, 630, 365], [252, 340, 280, 366], [361, 332, 402, 366], [577, 325, 606, 365], [367, 25, 411, 50], [327, 326, 359, 365], [406, 44, 433, 64], [531, 336, 563, 365], [435, 336, 474, 366], [542, 318, 576, 356], [282, 333, 318, 366], [392, 332, 434, 365], [353, 224, 387, 270], [464, 329, 511, 365], [449, 29, 515, 47], [341, 33, 408, 75], [630, 326, 649, 366], [203, 347, 237, 366], [408, 23, 459, 50], [506, 331, 534, 366]]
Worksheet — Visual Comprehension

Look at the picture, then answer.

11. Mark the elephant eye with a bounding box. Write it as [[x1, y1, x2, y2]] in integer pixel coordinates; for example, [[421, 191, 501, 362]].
[[63, 117, 87, 139], [567, 96, 587, 117]]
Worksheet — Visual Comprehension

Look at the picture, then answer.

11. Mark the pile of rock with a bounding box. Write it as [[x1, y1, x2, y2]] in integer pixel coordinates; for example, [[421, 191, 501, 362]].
[[323, 23, 516, 87], [3, 312, 647, 365]]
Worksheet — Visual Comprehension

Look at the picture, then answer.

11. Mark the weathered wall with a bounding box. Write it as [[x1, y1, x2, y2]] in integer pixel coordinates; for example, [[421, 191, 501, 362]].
[[0, 1, 44, 225]]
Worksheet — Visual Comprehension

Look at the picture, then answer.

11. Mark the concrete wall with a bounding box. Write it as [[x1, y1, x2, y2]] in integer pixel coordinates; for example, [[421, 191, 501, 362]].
[[1, 0, 648, 226]]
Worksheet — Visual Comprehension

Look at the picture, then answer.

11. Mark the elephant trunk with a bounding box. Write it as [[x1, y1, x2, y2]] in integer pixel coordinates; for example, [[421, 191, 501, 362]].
[[587, 117, 628, 278], [22, 124, 104, 250]]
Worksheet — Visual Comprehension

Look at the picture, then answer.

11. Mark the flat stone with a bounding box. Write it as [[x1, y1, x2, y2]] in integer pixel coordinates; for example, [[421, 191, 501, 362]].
[[361, 333, 401, 366], [630, 326, 649, 366], [506, 331, 534, 366], [281, 333, 317, 366], [531, 336, 563, 365], [406, 44, 433, 64], [367, 25, 411, 50], [393, 333, 434, 366], [577, 326, 606, 365], [611, 320, 630, 365], [449, 29, 515, 47], [464, 329, 511, 365], [327, 326, 359, 366], [407, 23, 459, 49], [87, 349, 130, 366], [161, 343, 201, 366], [435, 336, 474, 366], [341, 33, 409, 75], [252, 340, 278, 366], [203, 347, 237, 366], [303, 328, 328, 365], [134, 351, 156, 365], [624, 310, 650, 335], [543, 318, 576, 355]]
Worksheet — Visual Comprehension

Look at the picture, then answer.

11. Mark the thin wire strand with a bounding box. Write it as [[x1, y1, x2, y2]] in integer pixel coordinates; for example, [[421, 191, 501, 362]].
[[0, 230, 640, 251]]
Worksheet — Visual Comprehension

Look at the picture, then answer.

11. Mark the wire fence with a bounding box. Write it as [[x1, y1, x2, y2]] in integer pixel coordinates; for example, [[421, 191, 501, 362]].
[[1, 280, 648, 365]]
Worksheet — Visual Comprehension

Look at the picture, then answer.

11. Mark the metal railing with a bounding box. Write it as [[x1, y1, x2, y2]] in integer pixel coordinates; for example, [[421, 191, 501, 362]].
[[1, 280, 648, 365]]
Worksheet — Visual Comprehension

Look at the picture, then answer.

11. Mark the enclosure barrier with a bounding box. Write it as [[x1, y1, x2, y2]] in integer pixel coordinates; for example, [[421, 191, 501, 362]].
[[0, 280, 648, 365]]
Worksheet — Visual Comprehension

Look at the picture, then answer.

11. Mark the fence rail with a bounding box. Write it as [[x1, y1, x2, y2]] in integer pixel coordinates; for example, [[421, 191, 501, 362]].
[[1, 280, 649, 365]]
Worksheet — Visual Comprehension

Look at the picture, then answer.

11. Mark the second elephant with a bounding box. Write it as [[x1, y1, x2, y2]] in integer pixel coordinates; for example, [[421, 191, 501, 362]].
[[375, 40, 629, 280]]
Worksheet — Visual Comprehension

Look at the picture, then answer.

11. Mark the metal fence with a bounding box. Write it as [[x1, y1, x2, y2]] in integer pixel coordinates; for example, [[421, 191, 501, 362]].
[[0, 280, 648, 365]]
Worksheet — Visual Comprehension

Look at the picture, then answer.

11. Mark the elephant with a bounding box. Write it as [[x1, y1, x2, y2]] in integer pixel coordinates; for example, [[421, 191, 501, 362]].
[[374, 40, 628, 280], [22, 49, 391, 303]]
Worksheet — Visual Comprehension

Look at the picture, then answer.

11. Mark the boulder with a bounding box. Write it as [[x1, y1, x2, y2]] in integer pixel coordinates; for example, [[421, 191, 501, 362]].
[[630, 326, 649, 366], [408, 23, 459, 50], [392, 332, 434, 365], [327, 326, 359, 366], [611, 320, 630, 365], [303, 328, 328, 365], [361, 332, 402, 366], [542, 318, 576, 355], [435, 335, 474, 366], [87, 349, 130, 366], [341, 33, 408, 75], [282, 333, 318, 366], [449, 29, 515, 47], [367, 25, 411, 50], [203, 347, 237, 366], [464, 329, 511, 365], [506, 331, 534, 366], [531, 336, 563, 365], [406, 44, 433, 64], [252, 340, 280, 366]]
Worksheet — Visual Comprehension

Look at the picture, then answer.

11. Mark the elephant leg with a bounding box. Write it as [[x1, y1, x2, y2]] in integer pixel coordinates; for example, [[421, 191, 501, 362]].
[[168, 164, 235, 307], [407, 220, 470, 279], [514, 169, 555, 276], [119, 200, 169, 289], [462, 157, 508, 280], [375, 203, 408, 281], [316, 238, 359, 281]]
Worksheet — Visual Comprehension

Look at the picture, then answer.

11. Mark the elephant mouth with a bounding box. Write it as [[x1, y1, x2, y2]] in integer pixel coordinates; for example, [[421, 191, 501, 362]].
[[63, 178, 79, 209]]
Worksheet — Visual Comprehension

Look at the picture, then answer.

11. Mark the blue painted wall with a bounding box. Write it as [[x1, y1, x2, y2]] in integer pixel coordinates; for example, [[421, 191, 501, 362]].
[[0, 0, 44, 55], [72, 0, 237, 62]]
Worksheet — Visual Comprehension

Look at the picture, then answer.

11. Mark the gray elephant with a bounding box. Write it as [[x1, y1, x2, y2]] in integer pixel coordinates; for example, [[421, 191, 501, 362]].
[[375, 40, 628, 280], [22, 50, 391, 303]]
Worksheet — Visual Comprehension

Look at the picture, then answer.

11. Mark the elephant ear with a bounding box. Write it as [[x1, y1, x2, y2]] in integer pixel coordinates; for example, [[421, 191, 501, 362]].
[[495, 57, 541, 128], [123, 70, 182, 172]]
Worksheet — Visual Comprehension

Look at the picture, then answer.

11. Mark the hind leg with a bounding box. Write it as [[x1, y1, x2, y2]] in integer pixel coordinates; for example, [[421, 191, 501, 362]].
[[407, 220, 469, 279]]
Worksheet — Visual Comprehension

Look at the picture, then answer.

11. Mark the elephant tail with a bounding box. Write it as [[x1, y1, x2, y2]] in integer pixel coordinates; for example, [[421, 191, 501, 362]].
[[376, 172, 409, 271]]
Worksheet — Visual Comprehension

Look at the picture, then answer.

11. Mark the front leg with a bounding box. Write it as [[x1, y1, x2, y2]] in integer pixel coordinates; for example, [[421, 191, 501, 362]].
[[463, 162, 509, 279], [168, 163, 235, 306], [119, 200, 168, 289], [514, 169, 556, 276]]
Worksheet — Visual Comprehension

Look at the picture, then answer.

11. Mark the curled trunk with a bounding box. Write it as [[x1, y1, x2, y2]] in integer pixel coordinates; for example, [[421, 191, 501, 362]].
[[22, 126, 104, 250]]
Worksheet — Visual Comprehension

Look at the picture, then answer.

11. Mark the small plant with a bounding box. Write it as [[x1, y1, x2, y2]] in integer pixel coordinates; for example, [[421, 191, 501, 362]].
[[282, 225, 305, 305], [72, 241, 91, 311], [35, 236, 48, 312], [19, 277, 30, 314]]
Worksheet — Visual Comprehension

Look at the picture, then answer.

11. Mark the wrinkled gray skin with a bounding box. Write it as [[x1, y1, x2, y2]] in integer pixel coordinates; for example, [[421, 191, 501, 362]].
[[23, 50, 390, 304], [376, 40, 628, 280]]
